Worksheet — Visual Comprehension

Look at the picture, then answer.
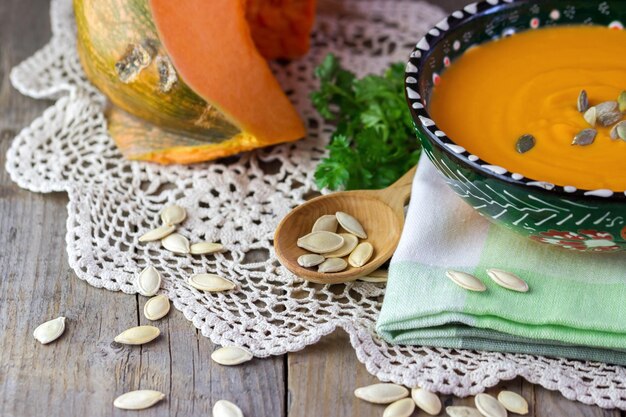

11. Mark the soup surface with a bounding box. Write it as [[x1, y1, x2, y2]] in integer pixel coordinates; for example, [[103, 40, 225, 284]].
[[429, 26, 626, 191]]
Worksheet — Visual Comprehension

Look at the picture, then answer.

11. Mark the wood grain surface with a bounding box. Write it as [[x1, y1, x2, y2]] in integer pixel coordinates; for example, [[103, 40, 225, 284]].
[[0, 0, 623, 416]]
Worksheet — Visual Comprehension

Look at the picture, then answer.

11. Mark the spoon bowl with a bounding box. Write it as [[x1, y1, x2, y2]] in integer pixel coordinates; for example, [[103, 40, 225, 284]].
[[274, 166, 416, 284]]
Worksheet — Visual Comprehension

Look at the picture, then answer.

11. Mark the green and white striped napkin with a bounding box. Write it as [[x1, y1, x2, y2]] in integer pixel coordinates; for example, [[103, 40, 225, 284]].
[[376, 157, 626, 365]]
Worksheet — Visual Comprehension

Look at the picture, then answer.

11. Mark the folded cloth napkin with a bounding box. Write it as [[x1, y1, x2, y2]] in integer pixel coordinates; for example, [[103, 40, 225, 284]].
[[376, 156, 626, 365]]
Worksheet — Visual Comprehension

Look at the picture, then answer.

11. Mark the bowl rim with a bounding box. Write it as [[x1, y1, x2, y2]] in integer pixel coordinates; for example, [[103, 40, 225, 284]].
[[405, 0, 626, 202]]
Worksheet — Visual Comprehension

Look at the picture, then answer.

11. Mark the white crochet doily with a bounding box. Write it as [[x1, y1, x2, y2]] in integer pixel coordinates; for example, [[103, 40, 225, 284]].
[[7, 0, 626, 410]]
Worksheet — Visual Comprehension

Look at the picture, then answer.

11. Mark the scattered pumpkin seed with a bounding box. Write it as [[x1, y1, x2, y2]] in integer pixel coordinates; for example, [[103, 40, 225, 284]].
[[610, 121, 626, 141], [595, 101, 622, 127], [33, 316, 65, 345], [114, 325, 160, 345], [583, 106, 597, 127], [136, 265, 161, 297], [318, 258, 348, 273], [139, 224, 176, 243], [213, 400, 243, 417], [143, 295, 170, 321], [619, 90, 626, 113], [190, 242, 223, 255], [297, 253, 325, 268], [349, 242, 374, 268], [383, 398, 415, 417], [336, 212, 367, 239], [475, 393, 507, 417], [572, 128, 597, 146], [411, 388, 442, 415], [211, 346, 253, 366], [160, 204, 186, 225], [497, 391, 529, 415], [354, 383, 409, 404], [486, 269, 528, 293], [446, 406, 484, 417], [297, 231, 344, 254], [161, 233, 190, 254], [312, 214, 339, 233], [577, 89, 589, 112], [188, 273, 236, 292], [113, 390, 165, 410], [445, 270, 486, 292], [325, 233, 359, 258], [515, 134, 536, 154]]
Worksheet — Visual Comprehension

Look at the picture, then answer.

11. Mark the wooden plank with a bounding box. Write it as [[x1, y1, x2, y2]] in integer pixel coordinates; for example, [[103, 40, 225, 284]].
[[0, 0, 286, 416]]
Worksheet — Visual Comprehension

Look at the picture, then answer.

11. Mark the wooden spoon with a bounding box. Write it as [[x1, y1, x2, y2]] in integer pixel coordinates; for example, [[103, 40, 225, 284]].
[[274, 166, 417, 284]]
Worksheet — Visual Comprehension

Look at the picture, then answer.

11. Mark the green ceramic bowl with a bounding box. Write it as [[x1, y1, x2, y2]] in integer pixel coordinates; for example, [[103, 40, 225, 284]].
[[406, 0, 626, 252]]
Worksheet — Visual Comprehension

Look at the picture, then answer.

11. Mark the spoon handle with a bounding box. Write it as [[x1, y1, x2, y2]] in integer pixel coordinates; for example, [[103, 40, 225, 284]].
[[378, 165, 417, 209]]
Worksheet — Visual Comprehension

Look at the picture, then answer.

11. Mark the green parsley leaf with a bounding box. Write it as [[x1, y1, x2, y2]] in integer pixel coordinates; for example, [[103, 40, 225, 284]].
[[310, 54, 420, 190]]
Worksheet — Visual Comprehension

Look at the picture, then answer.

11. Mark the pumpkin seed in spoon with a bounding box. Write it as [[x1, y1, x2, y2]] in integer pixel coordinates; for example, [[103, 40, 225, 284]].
[[297, 231, 344, 254], [318, 258, 348, 273], [297, 254, 325, 268], [160, 204, 186, 225], [33, 317, 66, 345], [311, 214, 338, 233], [325, 233, 358, 258], [336, 212, 367, 238], [139, 224, 176, 242], [349, 242, 374, 267]]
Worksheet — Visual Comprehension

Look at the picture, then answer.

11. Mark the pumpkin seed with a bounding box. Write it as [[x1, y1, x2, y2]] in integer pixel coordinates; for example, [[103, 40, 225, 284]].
[[213, 400, 243, 417], [577, 89, 589, 112], [349, 242, 374, 267], [312, 214, 339, 233], [383, 398, 415, 417], [188, 273, 236, 292], [211, 346, 253, 365], [144, 295, 170, 321], [486, 269, 528, 292], [445, 270, 486, 292], [595, 101, 622, 127], [161, 233, 190, 254], [354, 383, 409, 404], [136, 265, 161, 297], [619, 90, 626, 113], [190, 242, 223, 255], [610, 121, 626, 141], [318, 258, 348, 273], [139, 224, 176, 242], [583, 107, 597, 127], [297, 231, 344, 254], [572, 128, 597, 146], [113, 390, 165, 410], [297, 254, 325, 268], [33, 317, 65, 345], [326, 233, 359, 258], [160, 204, 186, 225], [497, 391, 529, 415], [515, 134, 535, 154], [475, 393, 507, 417], [411, 388, 442, 415], [336, 212, 367, 239], [446, 406, 484, 417], [114, 325, 160, 345]]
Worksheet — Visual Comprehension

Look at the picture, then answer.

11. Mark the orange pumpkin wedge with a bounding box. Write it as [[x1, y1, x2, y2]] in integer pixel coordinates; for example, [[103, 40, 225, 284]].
[[74, 0, 313, 164], [149, 0, 306, 145]]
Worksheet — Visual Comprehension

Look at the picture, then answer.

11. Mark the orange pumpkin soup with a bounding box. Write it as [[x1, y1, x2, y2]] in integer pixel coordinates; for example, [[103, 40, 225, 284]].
[[429, 26, 626, 191]]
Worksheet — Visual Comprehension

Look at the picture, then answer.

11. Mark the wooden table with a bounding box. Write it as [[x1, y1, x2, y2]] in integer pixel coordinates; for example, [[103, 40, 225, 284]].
[[0, 1, 623, 416]]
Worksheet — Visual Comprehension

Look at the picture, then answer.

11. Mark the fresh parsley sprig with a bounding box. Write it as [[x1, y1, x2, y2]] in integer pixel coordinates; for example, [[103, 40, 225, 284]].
[[311, 54, 421, 191]]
